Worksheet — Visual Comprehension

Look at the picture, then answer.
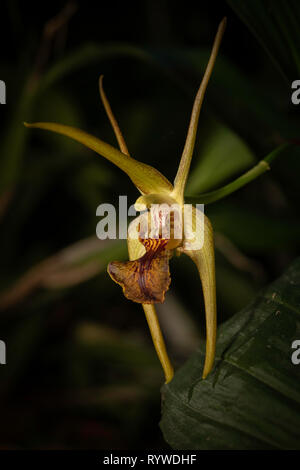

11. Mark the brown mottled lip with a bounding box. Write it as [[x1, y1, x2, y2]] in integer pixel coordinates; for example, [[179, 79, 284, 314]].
[[108, 238, 171, 304]]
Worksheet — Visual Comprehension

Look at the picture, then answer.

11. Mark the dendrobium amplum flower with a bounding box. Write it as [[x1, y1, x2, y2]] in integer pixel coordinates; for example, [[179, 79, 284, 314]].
[[25, 18, 226, 384]]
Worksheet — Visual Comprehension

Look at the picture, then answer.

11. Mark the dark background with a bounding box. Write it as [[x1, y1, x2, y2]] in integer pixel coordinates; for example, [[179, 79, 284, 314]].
[[0, 0, 299, 450]]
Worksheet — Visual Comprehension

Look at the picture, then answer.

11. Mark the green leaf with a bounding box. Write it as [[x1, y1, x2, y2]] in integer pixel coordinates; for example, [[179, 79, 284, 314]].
[[227, 0, 300, 80], [160, 257, 300, 449]]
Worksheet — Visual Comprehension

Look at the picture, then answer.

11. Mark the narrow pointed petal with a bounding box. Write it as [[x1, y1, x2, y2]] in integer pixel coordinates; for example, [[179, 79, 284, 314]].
[[24, 121, 173, 195], [172, 18, 226, 203], [179, 209, 217, 378], [99, 75, 130, 156]]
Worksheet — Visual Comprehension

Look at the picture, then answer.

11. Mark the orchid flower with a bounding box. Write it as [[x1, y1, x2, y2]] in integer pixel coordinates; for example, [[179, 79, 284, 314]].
[[25, 18, 226, 383]]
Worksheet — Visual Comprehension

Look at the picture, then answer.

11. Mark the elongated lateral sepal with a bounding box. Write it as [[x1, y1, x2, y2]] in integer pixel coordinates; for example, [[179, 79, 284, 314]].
[[179, 211, 216, 379], [24, 121, 173, 195]]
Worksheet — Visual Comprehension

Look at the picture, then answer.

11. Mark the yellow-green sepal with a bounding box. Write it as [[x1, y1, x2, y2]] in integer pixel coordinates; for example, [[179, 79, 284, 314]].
[[24, 121, 173, 195], [178, 209, 217, 379]]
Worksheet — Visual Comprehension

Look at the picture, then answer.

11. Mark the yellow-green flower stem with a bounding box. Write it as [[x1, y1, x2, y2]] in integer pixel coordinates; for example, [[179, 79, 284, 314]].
[[142, 304, 174, 383]]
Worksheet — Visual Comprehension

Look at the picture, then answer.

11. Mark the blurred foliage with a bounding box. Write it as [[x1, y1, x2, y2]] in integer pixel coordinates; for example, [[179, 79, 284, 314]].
[[228, 0, 300, 80], [0, 0, 299, 450]]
